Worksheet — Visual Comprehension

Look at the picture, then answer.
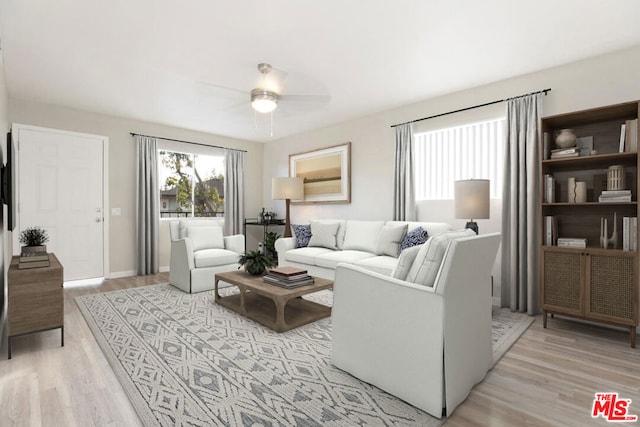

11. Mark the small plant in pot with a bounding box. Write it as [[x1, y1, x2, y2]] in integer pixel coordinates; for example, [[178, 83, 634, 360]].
[[19, 226, 50, 255], [238, 249, 275, 275]]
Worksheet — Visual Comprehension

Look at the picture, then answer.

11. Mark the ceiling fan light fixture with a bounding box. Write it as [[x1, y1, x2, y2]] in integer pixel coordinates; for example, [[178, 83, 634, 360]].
[[251, 89, 278, 113]]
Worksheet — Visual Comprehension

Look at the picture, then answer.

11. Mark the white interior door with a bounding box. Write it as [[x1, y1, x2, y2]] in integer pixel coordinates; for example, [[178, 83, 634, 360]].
[[14, 125, 106, 281]]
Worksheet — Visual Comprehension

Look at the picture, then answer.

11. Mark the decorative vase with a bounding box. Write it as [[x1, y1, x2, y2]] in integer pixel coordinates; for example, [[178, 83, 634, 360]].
[[607, 165, 625, 190], [567, 177, 577, 203], [244, 263, 266, 276], [575, 182, 587, 203], [555, 129, 577, 149]]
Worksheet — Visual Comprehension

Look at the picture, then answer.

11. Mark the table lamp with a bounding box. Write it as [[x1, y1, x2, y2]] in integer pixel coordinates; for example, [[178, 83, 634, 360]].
[[272, 177, 304, 238], [454, 179, 490, 234]]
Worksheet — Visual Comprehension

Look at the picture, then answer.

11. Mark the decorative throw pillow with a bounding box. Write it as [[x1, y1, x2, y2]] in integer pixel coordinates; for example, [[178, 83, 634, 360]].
[[342, 221, 386, 253], [186, 226, 225, 251], [375, 224, 408, 257], [400, 226, 429, 251], [291, 224, 312, 248], [405, 228, 475, 287], [391, 244, 422, 280], [307, 222, 340, 250]]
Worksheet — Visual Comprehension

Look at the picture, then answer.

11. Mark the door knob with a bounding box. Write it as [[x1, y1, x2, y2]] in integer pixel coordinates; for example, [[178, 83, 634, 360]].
[[96, 218, 102, 223]]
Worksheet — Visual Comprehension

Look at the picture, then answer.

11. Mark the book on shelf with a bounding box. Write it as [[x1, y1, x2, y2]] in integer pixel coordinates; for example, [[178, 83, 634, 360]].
[[600, 189, 631, 196], [622, 217, 638, 251], [619, 123, 626, 152], [18, 259, 50, 269], [544, 174, 555, 203], [550, 152, 580, 159], [598, 195, 632, 202], [544, 216, 558, 246], [624, 119, 638, 152], [623, 217, 630, 251], [19, 253, 50, 263], [557, 237, 587, 249], [550, 147, 578, 155]]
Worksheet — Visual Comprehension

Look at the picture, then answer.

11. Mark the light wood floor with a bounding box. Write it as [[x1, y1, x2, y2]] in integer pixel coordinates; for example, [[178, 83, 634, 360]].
[[0, 273, 638, 426]]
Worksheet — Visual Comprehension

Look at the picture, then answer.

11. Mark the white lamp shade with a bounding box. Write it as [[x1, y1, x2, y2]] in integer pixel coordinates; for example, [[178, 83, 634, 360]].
[[454, 179, 490, 219], [272, 177, 304, 200]]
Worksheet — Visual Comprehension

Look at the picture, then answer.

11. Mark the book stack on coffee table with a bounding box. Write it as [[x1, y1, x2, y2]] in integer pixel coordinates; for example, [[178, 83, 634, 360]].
[[263, 266, 315, 288], [18, 251, 50, 269]]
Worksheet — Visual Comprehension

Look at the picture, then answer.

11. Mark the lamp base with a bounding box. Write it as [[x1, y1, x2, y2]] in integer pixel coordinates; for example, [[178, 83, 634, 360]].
[[283, 198, 292, 238], [465, 221, 479, 234]]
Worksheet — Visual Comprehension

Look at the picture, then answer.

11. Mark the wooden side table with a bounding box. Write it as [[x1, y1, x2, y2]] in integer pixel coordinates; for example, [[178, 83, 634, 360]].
[[7, 253, 64, 359]]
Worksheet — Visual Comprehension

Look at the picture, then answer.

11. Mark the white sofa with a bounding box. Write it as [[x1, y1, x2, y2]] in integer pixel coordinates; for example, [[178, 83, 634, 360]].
[[274, 220, 452, 280], [332, 231, 501, 418], [169, 219, 244, 293]]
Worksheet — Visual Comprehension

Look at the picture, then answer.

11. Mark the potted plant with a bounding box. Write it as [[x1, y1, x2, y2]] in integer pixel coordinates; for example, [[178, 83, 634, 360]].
[[238, 249, 275, 275], [19, 226, 50, 255], [264, 231, 280, 260]]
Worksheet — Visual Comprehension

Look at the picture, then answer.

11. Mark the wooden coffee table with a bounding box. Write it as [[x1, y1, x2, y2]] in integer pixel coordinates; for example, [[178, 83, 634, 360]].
[[214, 270, 333, 333]]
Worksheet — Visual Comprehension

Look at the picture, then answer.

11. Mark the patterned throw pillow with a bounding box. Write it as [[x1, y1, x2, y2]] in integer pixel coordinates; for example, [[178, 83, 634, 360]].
[[291, 224, 312, 248], [400, 226, 429, 251]]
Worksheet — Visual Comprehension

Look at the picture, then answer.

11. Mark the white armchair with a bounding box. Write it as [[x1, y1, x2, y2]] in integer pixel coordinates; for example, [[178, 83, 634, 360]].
[[169, 219, 244, 293], [331, 232, 501, 418]]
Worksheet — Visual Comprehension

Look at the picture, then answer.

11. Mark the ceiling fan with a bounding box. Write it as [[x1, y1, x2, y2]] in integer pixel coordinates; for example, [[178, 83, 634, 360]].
[[199, 62, 330, 116]]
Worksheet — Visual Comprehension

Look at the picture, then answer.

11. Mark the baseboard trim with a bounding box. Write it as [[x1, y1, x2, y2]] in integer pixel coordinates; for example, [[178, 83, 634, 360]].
[[107, 270, 137, 279], [108, 267, 170, 279]]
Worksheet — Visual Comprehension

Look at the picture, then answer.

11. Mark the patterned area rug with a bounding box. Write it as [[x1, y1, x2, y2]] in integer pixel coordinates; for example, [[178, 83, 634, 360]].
[[76, 284, 533, 427]]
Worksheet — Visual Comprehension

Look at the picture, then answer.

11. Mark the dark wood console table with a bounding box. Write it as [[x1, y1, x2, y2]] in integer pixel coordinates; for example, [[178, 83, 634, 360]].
[[7, 253, 64, 359]]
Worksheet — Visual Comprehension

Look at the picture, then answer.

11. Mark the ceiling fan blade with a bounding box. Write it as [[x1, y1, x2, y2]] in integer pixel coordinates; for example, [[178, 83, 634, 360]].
[[196, 80, 247, 97], [278, 94, 331, 110]]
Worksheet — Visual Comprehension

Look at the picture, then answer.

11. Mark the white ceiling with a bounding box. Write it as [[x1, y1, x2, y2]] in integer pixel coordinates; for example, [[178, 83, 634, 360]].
[[1, 0, 640, 143]]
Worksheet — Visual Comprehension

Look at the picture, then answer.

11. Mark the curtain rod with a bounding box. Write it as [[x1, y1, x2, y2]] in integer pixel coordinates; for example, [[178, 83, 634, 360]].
[[390, 88, 551, 128], [129, 132, 247, 153]]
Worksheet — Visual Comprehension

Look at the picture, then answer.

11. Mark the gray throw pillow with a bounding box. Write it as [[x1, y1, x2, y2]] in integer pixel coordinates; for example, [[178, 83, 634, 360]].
[[375, 224, 408, 257], [307, 222, 340, 250]]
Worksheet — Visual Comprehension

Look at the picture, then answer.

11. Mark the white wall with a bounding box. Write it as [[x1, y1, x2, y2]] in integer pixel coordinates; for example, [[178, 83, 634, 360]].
[[263, 44, 640, 303], [8, 100, 264, 276]]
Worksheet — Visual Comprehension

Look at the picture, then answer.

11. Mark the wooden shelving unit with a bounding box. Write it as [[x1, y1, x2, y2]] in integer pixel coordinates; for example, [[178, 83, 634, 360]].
[[540, 101, 639, 347]]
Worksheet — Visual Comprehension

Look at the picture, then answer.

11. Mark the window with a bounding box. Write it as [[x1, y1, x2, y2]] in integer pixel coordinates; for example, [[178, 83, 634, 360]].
[[414, 118, 504, 200], [158, 150, 224, 218]]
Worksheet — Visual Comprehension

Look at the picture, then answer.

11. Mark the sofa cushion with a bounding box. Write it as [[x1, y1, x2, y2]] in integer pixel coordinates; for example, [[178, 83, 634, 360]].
[[308, 221, 340, 250], [187, 226, 225, 251], [342, 221, 385, 253], [400, 226, 429, 251], [315, 250, 376, 270], [193, 249, 239, 268], [284, 247, 334, 265], [375, 224, 408, 257], [391, 244, 423, 280], [405, 229, 475, 287], [354, 255, 398, 276], [178, 219, 224, 239], [291, 224, 312, 248]]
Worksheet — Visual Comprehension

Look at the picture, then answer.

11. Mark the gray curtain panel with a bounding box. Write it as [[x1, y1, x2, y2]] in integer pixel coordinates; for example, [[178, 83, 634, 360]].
[[135, 135, 159, 275], [393, 123, 416, 221], [224, 149, 245, 236], [501, 93, 543, 314]]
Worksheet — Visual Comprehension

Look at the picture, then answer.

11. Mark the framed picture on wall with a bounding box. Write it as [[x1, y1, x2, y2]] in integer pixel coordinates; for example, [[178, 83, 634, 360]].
[[289, 142, 351, 204]]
